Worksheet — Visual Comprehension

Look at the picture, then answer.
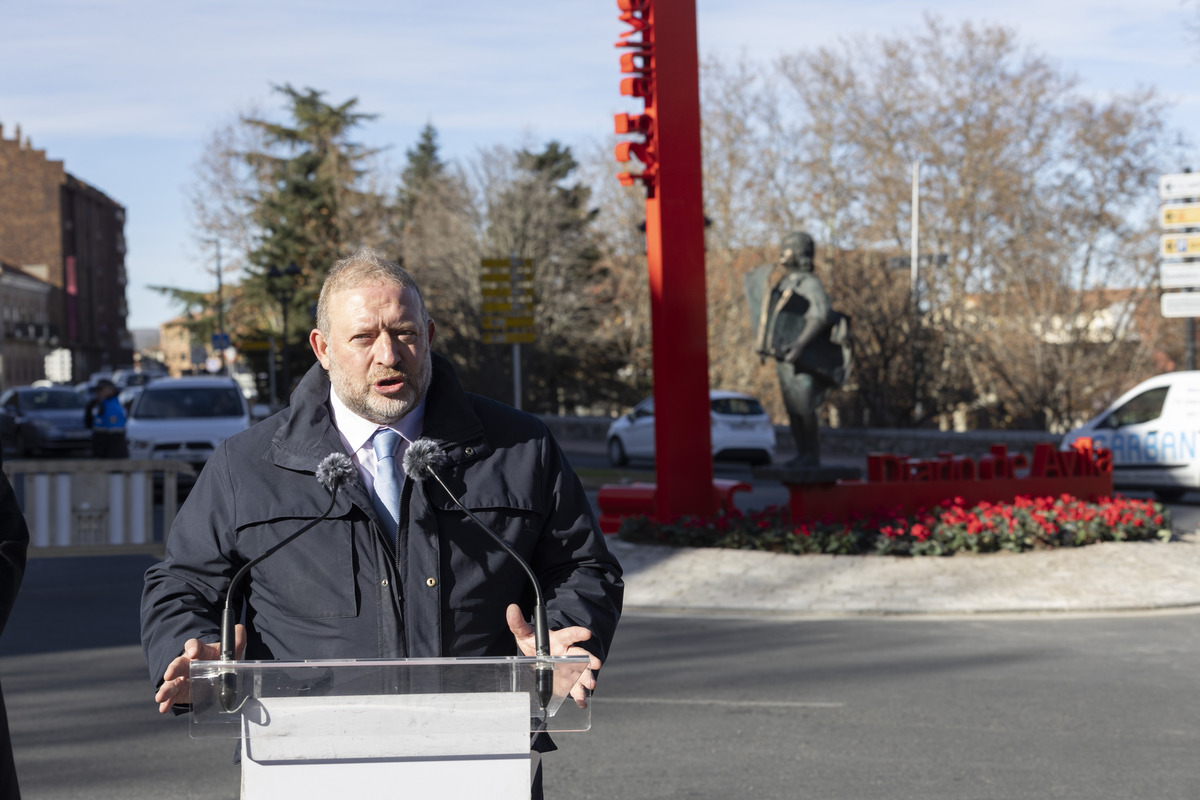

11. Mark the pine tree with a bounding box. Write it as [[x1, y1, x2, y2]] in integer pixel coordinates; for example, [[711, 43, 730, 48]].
[[483, 142, 609, 411], [398, 123, 445, 224], [238, 85, 385, 397]]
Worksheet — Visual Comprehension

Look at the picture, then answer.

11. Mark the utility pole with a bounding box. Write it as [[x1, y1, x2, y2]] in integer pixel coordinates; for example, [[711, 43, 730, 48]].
[[911, 161, 921, 422], [205, 239, 226, 375]]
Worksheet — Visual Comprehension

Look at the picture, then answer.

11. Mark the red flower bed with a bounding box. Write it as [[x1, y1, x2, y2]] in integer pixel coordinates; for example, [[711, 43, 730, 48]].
[[617, 494, 1171, 557]]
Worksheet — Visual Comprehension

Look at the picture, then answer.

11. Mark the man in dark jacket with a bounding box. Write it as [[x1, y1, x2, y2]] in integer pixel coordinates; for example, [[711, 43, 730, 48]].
[[140, 249, 622, 794]]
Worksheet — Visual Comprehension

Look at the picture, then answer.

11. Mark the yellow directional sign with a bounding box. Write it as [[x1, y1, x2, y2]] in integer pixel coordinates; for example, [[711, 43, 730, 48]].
[[482, 316, 535, 329], [482, 330, 536, 344], [482, 285, 533, 297], [480, 257, 537, 344], [1161, 234, 1200, 258], [1162, 204, 1200, 229], [482, 267, 533, 278]]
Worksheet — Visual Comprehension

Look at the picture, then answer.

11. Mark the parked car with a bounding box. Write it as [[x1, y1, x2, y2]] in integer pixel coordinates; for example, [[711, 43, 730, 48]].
[[605, 390, 777, 467], [126, 376, 251, 476], [0, 386, 93, 457], [117, 385, 145, 414], [1061, 371, 1200, 502], [111, 368, 157, 390], [74, 380, 101, 404]]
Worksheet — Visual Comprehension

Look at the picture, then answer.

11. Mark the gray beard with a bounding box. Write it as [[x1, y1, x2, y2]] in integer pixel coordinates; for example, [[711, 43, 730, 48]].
[[328, 351, 432, 425]]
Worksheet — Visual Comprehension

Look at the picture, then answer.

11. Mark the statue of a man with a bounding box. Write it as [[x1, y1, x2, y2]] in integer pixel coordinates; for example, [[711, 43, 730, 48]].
[[747, 231, 851, 468]]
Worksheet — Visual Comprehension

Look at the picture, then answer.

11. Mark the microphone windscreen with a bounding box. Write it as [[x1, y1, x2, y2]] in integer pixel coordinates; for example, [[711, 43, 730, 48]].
[[402, 438, 447, 480], [316, 452, 356, 492]]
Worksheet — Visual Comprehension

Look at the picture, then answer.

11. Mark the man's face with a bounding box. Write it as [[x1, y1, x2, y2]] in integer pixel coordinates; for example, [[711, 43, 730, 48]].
[[309, 281, 436, 425]]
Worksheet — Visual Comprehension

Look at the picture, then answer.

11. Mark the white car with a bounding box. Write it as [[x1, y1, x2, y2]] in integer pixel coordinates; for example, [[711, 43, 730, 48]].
[[605, 390, 776, 467], [126, 376, 251, 475], [1061, 371, 1200, 502]]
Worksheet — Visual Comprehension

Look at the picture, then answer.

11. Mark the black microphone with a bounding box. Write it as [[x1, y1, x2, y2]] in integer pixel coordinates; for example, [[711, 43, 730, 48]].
[[218, 452, 356, 712], [402, 438, 556, 713]]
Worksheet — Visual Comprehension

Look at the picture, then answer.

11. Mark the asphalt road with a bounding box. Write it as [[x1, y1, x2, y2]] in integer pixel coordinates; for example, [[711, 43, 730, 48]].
[[4, 555, 1200, 799], [546, 611, 1200, 799]]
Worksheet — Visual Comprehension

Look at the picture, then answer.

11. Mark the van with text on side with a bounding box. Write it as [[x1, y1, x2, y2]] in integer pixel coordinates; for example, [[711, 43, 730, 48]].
[[1061, 371, 1200, 502]]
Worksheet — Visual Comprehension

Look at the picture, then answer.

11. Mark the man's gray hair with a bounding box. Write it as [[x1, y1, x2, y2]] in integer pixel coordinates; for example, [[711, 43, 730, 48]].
[[316, 248, 428, 336]]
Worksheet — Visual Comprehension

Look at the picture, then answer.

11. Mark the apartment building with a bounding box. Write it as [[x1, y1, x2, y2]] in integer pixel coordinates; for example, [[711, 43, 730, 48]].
[[0, 122, 132, 387]]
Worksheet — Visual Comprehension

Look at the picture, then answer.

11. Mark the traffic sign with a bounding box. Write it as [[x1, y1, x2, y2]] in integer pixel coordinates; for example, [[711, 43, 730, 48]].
[[1160, 234, 1200, 258], [1162, 262, 1200, 289], [479, 257, 537, 344], [482, 330, 536, 344], [1161, 173, 1200, 200], [1161, 291, 1200, 318], [887, 254, 947, 270], [1161, 203, 1200, 229], [481, 258, 533, 269], [482, 316, 535, 329], [482, 285, 533, 297]]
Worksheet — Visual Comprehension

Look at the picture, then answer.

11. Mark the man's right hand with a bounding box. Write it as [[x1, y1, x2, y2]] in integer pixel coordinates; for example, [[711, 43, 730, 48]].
[[155, 624, 245, 714]]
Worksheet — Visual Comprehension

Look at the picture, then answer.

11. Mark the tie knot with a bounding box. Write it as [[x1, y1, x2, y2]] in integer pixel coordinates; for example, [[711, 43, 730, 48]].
[[374, 428, 401, 461]]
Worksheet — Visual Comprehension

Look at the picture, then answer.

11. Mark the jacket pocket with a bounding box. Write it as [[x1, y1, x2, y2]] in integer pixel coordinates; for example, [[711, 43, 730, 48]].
[[241, 518, 358, 620]]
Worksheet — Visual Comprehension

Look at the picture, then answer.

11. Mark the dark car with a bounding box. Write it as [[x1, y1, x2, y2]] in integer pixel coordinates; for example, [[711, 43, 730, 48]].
[[0, 386, 93, 457]]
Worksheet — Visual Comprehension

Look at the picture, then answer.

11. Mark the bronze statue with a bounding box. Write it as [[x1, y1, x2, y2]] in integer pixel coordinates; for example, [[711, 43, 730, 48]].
[[744, 231, 852, 468]]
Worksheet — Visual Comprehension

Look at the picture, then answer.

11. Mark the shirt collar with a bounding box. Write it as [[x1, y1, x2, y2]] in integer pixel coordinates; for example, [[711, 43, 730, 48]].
[[328, 388, 426, 451]]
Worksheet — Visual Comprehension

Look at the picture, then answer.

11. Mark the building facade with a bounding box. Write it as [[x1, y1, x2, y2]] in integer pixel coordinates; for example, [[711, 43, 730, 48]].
[[160, 317, 203, 377], [0, 259, 56, 386], [0, 122, 132, 388]]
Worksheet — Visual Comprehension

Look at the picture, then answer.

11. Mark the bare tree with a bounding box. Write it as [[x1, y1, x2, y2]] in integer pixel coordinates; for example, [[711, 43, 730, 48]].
[[717, 15, 1184, 430]]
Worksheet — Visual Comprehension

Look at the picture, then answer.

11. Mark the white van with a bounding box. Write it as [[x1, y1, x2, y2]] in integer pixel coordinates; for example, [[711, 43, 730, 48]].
[[1061, 371, 1200, 501]]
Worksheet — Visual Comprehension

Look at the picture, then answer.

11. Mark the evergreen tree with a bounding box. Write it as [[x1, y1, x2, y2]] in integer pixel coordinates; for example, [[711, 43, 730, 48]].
[[483, 142, 609, 412], [398, 123, 445, 224], [236, 85, 386, 396]]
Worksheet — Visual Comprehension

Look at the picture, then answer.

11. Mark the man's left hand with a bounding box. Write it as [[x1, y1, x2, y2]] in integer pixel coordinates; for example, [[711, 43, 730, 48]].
[[506, 604, 602, 708]]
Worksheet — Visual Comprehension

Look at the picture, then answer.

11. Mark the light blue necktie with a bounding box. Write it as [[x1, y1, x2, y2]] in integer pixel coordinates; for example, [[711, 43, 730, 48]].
[[372, 428, 402, 531]]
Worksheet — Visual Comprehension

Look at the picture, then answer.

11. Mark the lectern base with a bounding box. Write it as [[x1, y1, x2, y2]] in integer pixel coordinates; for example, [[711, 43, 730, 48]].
[[240, 693, 531, 799]]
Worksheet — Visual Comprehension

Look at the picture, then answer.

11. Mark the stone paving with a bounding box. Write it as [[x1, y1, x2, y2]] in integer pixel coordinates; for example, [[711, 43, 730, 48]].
[[608, 532, 1200, 616]]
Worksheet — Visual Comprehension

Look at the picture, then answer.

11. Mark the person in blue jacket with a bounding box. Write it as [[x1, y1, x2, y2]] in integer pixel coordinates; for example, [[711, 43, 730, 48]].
[[140, 249, 623, 798], [87, 380, 127, 458]]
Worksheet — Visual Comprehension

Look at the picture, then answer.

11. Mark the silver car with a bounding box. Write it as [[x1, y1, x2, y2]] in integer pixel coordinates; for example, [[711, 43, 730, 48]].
[[0, 386, 93, 457]]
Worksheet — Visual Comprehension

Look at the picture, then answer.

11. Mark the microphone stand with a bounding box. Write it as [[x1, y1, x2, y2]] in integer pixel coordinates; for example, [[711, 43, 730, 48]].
[[219, 489, 343, 712], [420, 470, 555, 714]]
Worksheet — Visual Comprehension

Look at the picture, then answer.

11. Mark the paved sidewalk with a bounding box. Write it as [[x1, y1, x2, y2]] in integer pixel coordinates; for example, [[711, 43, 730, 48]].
[[609, 533, 1200, 616]]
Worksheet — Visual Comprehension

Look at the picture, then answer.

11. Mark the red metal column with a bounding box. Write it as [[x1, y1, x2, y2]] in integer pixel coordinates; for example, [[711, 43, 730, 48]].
[[615, 0, 716, 520]]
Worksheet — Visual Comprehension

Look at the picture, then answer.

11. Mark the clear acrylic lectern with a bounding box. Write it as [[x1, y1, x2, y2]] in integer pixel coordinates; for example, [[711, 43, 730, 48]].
[[189, 655, 592, 799]]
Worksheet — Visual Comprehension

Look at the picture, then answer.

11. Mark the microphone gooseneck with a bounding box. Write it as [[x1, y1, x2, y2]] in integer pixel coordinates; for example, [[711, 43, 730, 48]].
[[403, 438, 555, 712], [218, 453, 354, 712]]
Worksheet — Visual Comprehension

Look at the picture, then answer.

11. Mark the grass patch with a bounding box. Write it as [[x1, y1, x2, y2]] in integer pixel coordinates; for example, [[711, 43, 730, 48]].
[[574, 466, 653, 490]]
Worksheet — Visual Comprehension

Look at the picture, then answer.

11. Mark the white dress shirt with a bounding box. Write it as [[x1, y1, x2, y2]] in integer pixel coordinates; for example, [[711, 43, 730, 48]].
[[327, 388, 426, 499]]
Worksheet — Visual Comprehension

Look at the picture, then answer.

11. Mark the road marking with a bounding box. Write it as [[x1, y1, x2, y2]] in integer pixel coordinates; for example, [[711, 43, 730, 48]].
[[598, 697, 844, 709]]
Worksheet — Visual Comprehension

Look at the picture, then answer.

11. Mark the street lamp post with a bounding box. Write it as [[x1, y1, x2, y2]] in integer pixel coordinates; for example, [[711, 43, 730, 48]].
[[267, 262, 302, 404], [205, 239, 226, 375]]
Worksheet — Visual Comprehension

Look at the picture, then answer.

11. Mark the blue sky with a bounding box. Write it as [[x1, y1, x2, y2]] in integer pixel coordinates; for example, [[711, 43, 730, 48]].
[[2, 0, 1198, 329]]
